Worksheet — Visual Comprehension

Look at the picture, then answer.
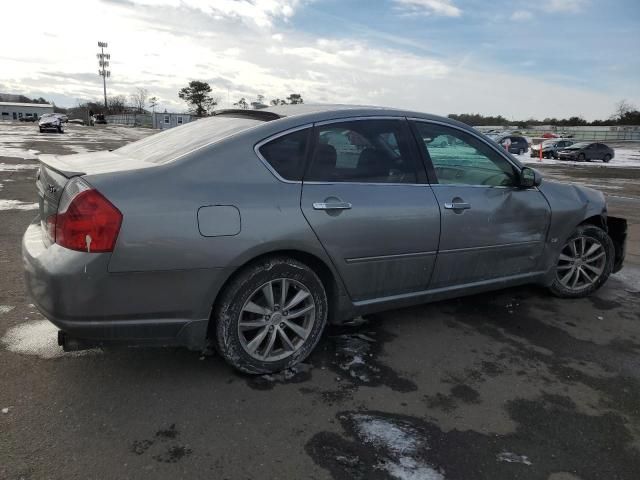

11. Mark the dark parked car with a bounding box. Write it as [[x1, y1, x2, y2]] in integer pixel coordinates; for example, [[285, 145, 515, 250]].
[[90, 114, 107, 126], [19, 114, 38, 122], [38, 113, 65, 133], [497, 135, 529, 155], [557, 142, 614, 162], [530, 139, 574, 159], [23, 105, 627, 374]]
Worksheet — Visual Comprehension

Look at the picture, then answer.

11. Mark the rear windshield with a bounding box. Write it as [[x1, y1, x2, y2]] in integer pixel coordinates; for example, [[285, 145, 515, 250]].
[[116, 115, 263, 164]]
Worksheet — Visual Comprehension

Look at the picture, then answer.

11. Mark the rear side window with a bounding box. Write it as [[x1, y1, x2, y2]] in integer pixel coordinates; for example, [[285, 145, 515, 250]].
[[258, 128, 310, 181], [306, 119, 417, 184]]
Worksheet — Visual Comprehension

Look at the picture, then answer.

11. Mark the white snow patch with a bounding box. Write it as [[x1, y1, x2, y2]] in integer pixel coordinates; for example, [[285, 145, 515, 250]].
[[1, 407, 9, 414], [0, 147, 39, 160], [0, 200, 38, 211], [353, 414, 445, 480], [497, 451, 532, 466], [0, 305, 15, 315], [522, 148, 640, 168], [0, 162, 38, 171], [1, 320, 101, 359]]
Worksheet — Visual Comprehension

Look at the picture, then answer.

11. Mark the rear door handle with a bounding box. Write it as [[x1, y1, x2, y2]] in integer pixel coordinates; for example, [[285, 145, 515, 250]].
[[444, 202, 471, 210], [313, 201, 352, 210]]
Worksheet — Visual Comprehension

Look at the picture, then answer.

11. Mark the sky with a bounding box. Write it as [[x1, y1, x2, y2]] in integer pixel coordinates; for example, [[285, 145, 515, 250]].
[[1, 0, 639, 120]]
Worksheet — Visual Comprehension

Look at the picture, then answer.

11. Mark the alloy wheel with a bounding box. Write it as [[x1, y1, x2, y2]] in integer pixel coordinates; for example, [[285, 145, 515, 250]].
[[238, 278, 316, 362], [556, 235, 606, 291]]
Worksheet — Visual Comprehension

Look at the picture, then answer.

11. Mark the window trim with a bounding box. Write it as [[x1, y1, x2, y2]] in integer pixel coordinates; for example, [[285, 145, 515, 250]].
[[304, 116, 425, 186], [163, 114, 170, 124], [254, 124, 313, 184], [408, 118, 524, 187], [177, 116, 183, 125]]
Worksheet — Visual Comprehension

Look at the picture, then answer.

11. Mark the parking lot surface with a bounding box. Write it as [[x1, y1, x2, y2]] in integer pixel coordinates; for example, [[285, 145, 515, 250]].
[[1, 123, 640, 480]]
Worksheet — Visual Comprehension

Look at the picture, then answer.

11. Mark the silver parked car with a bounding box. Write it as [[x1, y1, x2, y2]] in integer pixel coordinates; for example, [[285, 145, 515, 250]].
[[23, 105, 627, 373]]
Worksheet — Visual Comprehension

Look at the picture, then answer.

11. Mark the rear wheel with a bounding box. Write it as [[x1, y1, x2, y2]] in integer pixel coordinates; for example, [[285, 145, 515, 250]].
[[38, 127, 43, 133], [213, 257, 328, 374], [603, 154, 611, 163], [549, 225, 614, 298], [577, 153, 586, 162]]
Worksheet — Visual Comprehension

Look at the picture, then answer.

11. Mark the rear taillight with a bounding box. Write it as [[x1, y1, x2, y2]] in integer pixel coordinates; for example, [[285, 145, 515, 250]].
[[51, 178, 122, 253]]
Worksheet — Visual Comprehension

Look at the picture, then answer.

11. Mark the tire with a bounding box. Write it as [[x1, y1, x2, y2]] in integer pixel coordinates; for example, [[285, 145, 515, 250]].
[[38, 127, 43, 133], [603, 154, 611, 163], [577, 153, 586, 162], [549, 224, 614, 298], [518, 149, 524, 155], [213, 256, 328, 374]]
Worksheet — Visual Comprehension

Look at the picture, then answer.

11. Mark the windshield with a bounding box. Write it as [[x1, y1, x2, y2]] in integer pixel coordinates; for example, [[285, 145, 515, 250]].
[[116, 115, 264, 164]]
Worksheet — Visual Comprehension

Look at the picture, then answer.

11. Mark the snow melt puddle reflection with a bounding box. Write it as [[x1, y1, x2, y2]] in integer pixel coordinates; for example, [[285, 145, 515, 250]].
[[1, 320, 101, 359], [352, 414, 445, 480]]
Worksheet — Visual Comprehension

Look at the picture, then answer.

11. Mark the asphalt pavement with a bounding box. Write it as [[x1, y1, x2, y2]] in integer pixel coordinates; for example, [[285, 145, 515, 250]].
[[1, 123, 639, 480]]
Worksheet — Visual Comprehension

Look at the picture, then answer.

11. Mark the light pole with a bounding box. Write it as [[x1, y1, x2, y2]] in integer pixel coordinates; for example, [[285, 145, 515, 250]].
[[97, 42, 111, 110]]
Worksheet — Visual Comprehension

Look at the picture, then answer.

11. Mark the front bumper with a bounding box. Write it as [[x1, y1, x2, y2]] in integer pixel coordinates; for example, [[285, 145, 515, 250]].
[[22, 222, 221, 350]]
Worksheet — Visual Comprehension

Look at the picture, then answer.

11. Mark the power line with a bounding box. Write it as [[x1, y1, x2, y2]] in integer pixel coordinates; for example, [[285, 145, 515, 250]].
[[97, 41, 111, 109]]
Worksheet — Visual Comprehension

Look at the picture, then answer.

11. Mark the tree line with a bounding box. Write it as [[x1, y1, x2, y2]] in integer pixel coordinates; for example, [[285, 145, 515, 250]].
[[448, 100, 640, 127]]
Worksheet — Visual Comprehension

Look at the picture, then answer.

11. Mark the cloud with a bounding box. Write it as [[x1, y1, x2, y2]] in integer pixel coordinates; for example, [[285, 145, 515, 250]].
[[393, 0, 461, 17], [511, 10, 533, 21], [546, 0, 588, 13]]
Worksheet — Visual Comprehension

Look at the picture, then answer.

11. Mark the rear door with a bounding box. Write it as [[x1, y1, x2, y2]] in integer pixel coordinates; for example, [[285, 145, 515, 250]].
[[300, 118, 441, 301], [411, 120, 551, 289]]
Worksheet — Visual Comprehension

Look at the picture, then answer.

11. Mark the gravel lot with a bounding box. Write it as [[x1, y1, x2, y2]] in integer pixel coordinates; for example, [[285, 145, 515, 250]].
[[1, 122, 640, 480]]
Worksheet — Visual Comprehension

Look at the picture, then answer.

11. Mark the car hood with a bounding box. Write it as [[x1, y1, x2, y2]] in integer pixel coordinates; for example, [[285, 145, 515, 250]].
[[538, 179, 606, 212], [39, 117, 60, 125]]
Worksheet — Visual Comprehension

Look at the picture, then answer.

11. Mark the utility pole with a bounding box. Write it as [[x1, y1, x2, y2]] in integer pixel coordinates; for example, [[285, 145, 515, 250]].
[[97, 41, 111, 110]]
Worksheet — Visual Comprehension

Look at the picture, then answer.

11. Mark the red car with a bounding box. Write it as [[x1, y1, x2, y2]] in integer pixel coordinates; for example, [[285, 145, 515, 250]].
[[542, 132, 558, 139]]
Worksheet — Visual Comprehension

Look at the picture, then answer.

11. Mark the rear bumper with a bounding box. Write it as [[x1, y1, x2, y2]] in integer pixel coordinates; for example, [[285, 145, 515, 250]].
[[22, 222, 225, 350]]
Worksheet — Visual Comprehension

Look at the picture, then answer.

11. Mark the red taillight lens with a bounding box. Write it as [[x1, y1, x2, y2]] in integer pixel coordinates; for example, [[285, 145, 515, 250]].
[[54, 183, 122, 253]]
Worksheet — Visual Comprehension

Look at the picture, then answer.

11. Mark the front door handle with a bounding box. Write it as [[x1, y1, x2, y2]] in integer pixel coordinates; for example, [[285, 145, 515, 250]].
[[444, 202, 471, 210], [313, 201, 352, 210]]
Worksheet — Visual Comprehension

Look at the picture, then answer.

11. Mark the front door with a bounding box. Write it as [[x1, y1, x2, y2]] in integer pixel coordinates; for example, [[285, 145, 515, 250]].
[[301, 118, 440, 301], [412, 120, 551, 289]]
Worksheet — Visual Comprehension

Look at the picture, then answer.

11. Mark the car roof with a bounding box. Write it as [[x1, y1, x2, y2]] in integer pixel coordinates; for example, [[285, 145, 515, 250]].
[[214, 103, 477, 135]]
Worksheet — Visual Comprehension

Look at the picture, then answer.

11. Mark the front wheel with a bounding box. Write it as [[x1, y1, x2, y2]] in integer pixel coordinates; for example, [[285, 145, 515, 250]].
[[603, 154, 611, 163], [213, 257, 328, 374], [549, 225, 614, 298], [577, 153, 586, 162]]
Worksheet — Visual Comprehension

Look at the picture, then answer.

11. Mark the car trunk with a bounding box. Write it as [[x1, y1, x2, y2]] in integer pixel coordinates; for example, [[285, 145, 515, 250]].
[[36, 151, 155, 246]]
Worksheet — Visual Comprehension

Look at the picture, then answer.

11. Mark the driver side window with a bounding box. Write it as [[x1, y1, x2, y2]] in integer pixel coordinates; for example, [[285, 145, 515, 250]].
[[413, 122, 517, 187]]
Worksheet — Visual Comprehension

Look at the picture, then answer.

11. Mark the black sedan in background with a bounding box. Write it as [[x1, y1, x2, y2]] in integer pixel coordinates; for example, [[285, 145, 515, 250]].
[[557, 142, 614, 162]]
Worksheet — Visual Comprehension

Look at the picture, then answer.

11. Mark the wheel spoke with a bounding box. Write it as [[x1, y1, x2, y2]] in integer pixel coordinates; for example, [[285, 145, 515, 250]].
[[262, 282, 275, 310], [283, 319, 309, 340], [262, 328, 278, 358], [584, 242, 601, 258], [579, 236, 586, 256], [246, 327, 269, 354], [583, 262, 604, 276], [557, 264, 573, 270], [286, 303, 315, 320], [585, 251, 605, 262], [243, 301, 271, 316], [571, 268, 580, 288], [569, 240, 578, 257], [239, 319, 268, 330], [278, 327, 296, 351], [559, 253, 574, 262], [285, 289, 311, 311], [579, 267, 594, 284], [280, 279, 289, 308], [560, 267, 575, 286]]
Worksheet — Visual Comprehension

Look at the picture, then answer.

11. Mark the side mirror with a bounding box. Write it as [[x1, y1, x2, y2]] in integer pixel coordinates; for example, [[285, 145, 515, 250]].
[[520, 167, 542, 188]]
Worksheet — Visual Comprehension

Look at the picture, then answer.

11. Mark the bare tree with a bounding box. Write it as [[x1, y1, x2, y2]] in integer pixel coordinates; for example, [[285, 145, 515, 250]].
[[234, 97, 249, 109], [148, 96, 159, 112], [613, 99, 634, 120], [130, 88, 148, 113], [107, 94, 127, 114]]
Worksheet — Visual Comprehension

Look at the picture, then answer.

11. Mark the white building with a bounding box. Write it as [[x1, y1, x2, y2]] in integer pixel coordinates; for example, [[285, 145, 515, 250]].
[[152, 112, 194, 130], [0, 102, 54, 121]]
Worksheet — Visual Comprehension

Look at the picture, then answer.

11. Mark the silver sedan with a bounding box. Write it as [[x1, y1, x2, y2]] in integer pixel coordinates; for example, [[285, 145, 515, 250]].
[[23, 105, 627, 373]]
